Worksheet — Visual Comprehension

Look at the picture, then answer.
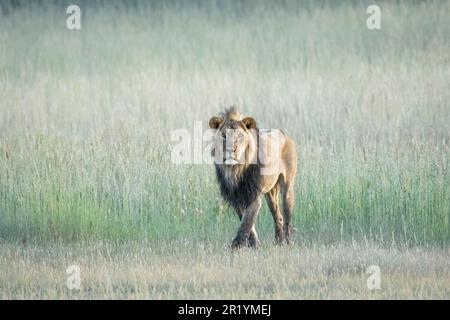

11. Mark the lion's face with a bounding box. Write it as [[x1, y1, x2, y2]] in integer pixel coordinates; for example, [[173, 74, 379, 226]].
[[220, 125, 249, 165], [209, 110, 257, 166]]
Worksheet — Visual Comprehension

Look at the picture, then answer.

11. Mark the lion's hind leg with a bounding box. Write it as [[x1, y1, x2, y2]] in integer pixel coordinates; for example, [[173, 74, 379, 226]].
[[281, 139, 297, 245], [281, 180, 295, 244], [265, 183, 284, 245]]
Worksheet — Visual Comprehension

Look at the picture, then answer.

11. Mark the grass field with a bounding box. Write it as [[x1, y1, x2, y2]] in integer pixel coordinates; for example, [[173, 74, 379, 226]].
[[0, 0, 449, 299], [1, 241, 449, 299]]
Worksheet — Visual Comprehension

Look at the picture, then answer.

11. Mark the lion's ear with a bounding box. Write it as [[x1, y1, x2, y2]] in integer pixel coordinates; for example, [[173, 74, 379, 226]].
[[242, 117, 257, 130], [209, 116, 223, 129]]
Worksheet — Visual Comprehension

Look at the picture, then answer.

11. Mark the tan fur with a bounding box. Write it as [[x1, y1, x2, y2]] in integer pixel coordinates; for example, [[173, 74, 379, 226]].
[[209, 107, 297, 248]]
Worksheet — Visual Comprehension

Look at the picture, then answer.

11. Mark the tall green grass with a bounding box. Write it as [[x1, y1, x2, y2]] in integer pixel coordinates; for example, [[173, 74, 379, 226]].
[[0, 0, 449, 246]]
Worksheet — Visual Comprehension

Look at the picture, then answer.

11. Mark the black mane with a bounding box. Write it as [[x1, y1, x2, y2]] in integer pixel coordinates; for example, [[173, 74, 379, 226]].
[[215, 164, 262, 211]]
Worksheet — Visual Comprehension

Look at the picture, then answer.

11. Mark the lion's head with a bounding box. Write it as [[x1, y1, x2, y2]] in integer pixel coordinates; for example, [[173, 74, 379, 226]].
[[208, 107, 257, 166]]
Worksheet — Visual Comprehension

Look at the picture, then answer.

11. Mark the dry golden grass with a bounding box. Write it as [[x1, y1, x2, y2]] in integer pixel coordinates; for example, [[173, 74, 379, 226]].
[[1, 241, 449, 299]]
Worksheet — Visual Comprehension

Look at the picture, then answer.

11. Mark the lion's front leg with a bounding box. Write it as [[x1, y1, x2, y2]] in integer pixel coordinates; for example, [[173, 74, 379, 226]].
[[235, 208, 260, 248], [232, 197, 262, 249], [248, 226, 261, 248]]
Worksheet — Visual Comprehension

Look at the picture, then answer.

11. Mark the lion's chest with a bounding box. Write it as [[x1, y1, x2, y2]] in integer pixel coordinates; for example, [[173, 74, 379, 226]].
[[215, 165, 261, 211]]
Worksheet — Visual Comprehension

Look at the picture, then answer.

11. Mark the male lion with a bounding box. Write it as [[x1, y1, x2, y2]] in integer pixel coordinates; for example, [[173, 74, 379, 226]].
[[209, 107, 297, 249]]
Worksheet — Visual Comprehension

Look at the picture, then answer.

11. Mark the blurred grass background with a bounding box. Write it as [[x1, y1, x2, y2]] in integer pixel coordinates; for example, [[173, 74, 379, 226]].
[[0, 0, 449, 246]]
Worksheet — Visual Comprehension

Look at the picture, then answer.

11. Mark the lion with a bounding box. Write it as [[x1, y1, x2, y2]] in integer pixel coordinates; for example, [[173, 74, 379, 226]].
[[209, 107, 297, 249]]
